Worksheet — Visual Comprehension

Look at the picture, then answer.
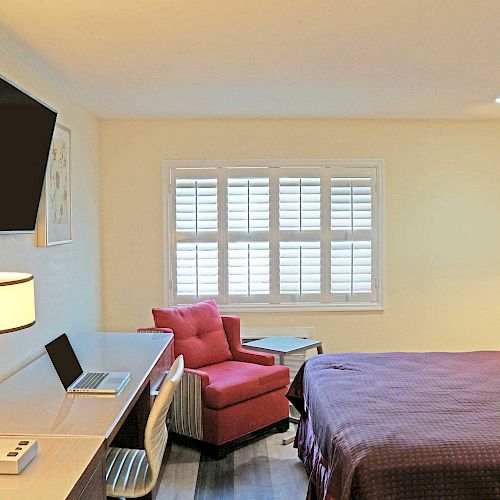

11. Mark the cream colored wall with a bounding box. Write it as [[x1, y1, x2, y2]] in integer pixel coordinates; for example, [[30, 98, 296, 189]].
[[101, 119, 500, 353], [0, 48, 101, 379]]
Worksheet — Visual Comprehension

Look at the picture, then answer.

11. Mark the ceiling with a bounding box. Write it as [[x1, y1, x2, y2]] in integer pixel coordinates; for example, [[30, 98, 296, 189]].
[[1, 0, 500, 119]]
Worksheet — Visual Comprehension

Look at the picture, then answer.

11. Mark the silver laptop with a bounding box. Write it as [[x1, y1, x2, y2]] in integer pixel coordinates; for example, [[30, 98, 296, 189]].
[[45, 333, 130, 394]]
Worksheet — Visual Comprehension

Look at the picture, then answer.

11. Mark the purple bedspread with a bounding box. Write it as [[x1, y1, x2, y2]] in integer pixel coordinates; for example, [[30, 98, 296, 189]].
[[287, 352, 500, 500]]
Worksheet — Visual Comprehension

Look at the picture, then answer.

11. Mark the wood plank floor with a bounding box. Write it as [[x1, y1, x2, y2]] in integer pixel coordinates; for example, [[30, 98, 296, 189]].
[[157, 431, 309, 500]]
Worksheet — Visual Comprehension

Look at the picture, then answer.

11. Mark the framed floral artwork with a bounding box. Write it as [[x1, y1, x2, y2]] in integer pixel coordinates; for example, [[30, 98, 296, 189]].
[[37, 123, 72, 246]]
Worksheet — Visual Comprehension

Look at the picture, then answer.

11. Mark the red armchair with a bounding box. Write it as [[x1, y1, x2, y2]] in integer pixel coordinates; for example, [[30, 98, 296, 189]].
[[139, 299, 290, 458]]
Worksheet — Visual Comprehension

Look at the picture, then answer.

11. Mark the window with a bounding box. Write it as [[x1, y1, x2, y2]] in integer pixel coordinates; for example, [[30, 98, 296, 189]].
[[164, 160, 383, 310]]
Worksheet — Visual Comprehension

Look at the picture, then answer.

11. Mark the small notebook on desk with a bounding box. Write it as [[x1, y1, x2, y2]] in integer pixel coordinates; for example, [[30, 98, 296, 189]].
[[45, 334, 130, 395]]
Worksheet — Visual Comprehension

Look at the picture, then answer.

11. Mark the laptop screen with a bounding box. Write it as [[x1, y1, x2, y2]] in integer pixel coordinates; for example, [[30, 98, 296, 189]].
[[45, 334, 83, 389]]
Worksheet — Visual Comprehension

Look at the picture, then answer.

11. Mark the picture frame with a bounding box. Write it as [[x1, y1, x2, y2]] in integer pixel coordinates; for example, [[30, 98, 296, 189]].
[[37, 123, 72, 246]]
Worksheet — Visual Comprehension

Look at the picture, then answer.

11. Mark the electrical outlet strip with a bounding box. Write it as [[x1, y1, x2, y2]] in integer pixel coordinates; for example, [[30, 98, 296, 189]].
[[0, 439, 38, 474]]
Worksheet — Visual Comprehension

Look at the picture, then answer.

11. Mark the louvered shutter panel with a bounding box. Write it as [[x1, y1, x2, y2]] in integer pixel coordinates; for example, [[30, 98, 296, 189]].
[[279, 241, 321, 295], [176, 179, 217, 233], [331, 178, 371, 230], [176, 242, 218, 296], [228, 242, 269, 296], [174, 176, 219, 300], [228, 178, 269, 232], [279, 177, 321, 230], [331, 177, 374, 298], [227, 177, 270, 300], [331, 241, 371, 293], [279, 176, 321, 299]]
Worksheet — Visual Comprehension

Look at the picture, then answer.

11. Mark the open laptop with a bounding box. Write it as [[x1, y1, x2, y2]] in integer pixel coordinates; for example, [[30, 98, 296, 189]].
[[45, 334, 130, 394]]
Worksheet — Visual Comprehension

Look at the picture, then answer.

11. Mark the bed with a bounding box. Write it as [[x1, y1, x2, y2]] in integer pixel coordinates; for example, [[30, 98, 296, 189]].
[[286, 351, 500, 500]]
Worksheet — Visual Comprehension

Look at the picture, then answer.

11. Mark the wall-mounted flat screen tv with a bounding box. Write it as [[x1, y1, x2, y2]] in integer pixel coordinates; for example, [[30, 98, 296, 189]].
[[0, 76, 57, 233]]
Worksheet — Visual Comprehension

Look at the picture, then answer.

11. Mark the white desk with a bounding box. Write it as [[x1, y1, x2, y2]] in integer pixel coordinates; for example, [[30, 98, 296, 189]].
[[0, 331, 174, 499], [0, 332, 172, 439]]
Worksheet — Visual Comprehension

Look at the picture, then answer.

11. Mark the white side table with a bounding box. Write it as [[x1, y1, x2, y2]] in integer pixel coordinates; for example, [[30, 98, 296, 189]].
[[243, 335, 323, 365]]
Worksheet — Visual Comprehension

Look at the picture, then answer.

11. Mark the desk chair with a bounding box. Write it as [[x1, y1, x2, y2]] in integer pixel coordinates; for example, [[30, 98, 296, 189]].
[[105, 355, 184, 498]]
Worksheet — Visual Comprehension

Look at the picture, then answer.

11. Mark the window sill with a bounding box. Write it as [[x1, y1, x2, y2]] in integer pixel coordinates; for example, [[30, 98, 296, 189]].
[[218, 303, 384, 313]]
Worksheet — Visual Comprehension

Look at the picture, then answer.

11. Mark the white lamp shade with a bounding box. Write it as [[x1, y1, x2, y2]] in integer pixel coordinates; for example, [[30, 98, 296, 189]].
[[0, 273, 36, 333]]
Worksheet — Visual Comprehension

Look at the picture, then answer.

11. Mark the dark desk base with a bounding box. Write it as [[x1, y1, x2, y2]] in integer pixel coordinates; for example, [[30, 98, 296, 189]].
[[68, 441, 106, 500]]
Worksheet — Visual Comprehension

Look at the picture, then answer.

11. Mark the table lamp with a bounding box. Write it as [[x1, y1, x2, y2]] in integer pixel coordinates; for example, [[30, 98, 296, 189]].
[[0, 273, 35, 334]]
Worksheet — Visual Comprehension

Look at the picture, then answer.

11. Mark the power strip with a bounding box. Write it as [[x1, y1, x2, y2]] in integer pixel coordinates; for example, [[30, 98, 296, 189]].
[[0, 439, 38, 474]]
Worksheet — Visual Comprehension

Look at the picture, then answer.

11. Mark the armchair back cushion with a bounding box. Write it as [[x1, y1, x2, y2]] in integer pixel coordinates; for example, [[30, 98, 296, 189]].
[[153, 299, 233, 369]]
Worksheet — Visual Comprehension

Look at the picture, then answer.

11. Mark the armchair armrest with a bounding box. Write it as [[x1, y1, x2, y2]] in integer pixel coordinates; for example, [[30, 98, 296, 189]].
[[185, 367, 210, 389], [137, 326, 173, 334], [232, 347, 275, 366], [222, 315, 275, 366]]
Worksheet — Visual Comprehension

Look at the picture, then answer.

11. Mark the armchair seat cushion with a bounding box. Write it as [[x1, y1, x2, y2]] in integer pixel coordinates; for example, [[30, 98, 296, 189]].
[[200, 360, 290, 410]]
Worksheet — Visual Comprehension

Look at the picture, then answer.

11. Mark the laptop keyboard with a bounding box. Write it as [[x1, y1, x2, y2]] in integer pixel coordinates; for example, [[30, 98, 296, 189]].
[[74, 372, 109, 390]]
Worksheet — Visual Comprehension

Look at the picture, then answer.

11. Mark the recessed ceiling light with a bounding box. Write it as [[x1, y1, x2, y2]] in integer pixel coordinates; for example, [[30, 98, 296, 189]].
[[495, 97, 500, 103]]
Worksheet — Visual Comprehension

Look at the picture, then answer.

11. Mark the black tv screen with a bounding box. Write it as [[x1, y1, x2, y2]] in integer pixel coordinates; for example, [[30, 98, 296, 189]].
[[0, 76, 57, 232]]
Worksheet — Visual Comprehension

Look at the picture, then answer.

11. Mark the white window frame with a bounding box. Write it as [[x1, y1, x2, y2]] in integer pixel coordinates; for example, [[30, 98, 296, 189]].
[[162, 159, 384, 312]]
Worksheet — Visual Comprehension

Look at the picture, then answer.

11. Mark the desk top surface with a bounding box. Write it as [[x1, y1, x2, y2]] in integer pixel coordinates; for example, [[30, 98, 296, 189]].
[[0, 332, 172, 439], [0, 435, 104, 500], [244, 335, 321, 354]]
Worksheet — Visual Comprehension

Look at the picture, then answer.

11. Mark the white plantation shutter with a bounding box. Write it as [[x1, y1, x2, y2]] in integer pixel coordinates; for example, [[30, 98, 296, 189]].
[[228, 242, 270, 296], [173, 172, 219, 301], [228, 178, 269, 232], [280, 242, 321, 295], [278, 175, 322, 300], [331, 178, 372, 230], [330, 174, 378, 303], [331, 241, 372, 294], [279, 177, 321, 230], [166, 161, 382, 309], [227, 177, 271, 302], [175, 179, 217, 233], [176, 242, 218, 296]]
